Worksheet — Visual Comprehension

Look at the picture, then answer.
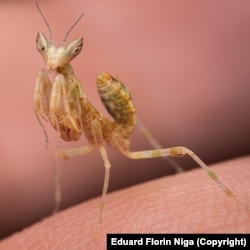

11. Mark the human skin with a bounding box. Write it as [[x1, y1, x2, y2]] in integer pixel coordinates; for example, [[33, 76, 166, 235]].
[[0, 0, 250, 244], [0, 156, 249, 249]]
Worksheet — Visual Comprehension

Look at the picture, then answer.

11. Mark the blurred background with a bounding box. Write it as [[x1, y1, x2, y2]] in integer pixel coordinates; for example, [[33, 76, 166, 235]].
[[0, 0, 249, 240]]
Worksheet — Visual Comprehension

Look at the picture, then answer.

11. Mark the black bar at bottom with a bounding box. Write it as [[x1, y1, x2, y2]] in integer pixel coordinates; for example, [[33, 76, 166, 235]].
[[107, 234, 249, 249]]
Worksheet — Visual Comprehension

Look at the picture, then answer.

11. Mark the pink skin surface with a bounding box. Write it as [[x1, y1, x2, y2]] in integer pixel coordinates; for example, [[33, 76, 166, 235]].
[[0, 157, 250, 249], [0, 0, 249, 247]]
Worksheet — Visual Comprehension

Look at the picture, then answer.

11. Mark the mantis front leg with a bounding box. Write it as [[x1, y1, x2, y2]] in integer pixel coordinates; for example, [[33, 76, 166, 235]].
[[34, 69, 52, 148], [34, 69, 52, 121], [48, 73, 83, 142]]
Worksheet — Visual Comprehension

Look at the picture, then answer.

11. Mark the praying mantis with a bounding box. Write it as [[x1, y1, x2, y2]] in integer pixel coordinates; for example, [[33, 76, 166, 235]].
[[34, 1, 248, 233]]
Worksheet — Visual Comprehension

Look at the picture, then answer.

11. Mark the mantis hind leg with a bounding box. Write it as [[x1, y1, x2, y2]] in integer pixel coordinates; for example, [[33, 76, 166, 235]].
[[121, 146, 249, 210]]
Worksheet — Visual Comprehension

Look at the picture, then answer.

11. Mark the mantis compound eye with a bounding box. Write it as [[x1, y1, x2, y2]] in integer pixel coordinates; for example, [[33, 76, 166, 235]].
[[36, 32, 49, 55], [65, 37, 83, 61]]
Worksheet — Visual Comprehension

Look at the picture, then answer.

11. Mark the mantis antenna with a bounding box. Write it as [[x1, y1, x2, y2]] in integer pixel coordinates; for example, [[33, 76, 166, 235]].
[[62, 13, 84, 45], [35, 0, 84, 45], [36, 0, 53, 43]]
